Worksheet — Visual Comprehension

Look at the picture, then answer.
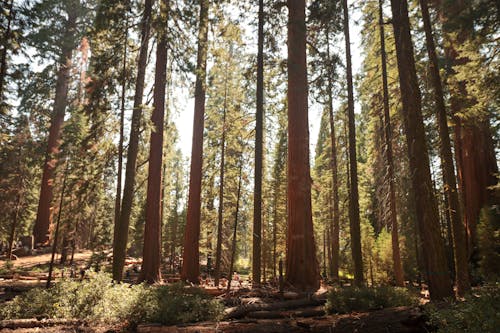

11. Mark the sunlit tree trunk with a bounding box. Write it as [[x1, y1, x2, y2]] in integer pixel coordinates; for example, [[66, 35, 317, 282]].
[[285, 0, 319, 292], [378, 0, 404, 287], [390, 0, 453, 300], [112, 0, 153, 281], [181, 0, 209, 284], [33, 7, 77, 246]]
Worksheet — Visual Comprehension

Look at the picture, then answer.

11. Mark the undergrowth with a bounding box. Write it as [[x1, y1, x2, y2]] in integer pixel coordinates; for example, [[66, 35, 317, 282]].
[[425, 284, 500, 333], [325, 286, 418, 314], [0, 271, 223, 326]]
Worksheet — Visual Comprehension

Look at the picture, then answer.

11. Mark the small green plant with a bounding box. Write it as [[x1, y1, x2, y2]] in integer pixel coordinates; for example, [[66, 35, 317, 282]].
[[425, 284, 500, 333], [0, 271, 223, 326], [325, 286, 418, 314]]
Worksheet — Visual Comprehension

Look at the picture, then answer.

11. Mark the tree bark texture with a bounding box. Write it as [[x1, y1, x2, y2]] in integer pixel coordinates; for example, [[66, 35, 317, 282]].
[[342, 0, 364, 286], [0, 0, 14, 105], [252, 0, 264, 287], [390, 0, 453, 300], [419, 0, 470, 296], [181, 0, 209, 284], [112, 0, 153, 281], [285, 0, 319, 292], [139, 0, 169, 284], [33, 8, 77, 246], [378, 0, 404, 287]]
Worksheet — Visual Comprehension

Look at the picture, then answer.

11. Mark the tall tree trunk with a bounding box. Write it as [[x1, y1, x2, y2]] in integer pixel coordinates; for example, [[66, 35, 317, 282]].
[[139, 0, 169, 284], [342, 0, 363, 286], [419, 0, 470, 296], [437, 0, 499, 261], [112, 0, 153, 281], [378, 0, 404, 287], [389, 0, 453, 300], [252, 0, 264, 288], [181, 0, 209, 284], [327, 46, 340, 284], [0, 0, 14, 106], [8, 191, 23, 259], [285, 0, 319, 292], [227, 162, 243, 292], [214, 72, 228, 287], [112, 17, 128, 261], [33, 7, 77, 246]]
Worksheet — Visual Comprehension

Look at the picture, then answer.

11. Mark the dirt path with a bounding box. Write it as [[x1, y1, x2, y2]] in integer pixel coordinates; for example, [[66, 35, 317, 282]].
[[0, 250, 93, 271]]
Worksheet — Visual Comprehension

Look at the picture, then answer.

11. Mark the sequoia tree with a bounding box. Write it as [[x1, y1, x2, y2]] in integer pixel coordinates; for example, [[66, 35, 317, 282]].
[[181, 0, 209, 283], [139, 0, 169, 284], [390, 0, 453, 300], [285, 0, 319, 291], [33, 1, 78, 245]]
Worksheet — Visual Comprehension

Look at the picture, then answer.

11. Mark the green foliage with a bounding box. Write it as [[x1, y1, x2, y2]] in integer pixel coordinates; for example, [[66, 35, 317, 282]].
[[425, 285, 500, 333], [325, 286, 418, 314], [0, 272, 223, 326], [477, 206, 500, 282]]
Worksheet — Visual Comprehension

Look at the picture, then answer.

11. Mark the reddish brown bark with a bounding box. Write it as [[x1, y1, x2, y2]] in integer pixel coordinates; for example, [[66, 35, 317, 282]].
[[285, 0, 319, 292], [33, 8, 77, 246], [181, 0, 209, 284], [390, 0, 453, 300], [252, 0, 264, 288], [112, 0, 153, 281], [139, 0, 169, 284], [419, 0, 470, 296], [378, 0, 404, 287]]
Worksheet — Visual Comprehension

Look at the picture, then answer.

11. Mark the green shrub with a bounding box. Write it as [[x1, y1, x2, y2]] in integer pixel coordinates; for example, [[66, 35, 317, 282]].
[[425, 284, 500, 333], [325, 286, 418, 314], [0, 271, 223, 326]]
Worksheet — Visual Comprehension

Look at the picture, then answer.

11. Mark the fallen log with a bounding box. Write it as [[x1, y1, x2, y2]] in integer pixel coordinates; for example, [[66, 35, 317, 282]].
[[224, 298, 326, 319], [0, 318, 83, 329]]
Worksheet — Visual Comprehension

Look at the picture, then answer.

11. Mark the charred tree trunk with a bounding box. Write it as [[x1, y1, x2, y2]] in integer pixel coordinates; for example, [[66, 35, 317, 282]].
[[139, 0, 169, 284], [285, 0, 319, 292], [33, 7, 77, 246], [112, 0, 153, 281], [378, 0, 404, 287], [342, 0, 363, 286], [181, 0, 209, 284], [389, 0, 453, 300], [419, 0, 470, 296], [252, 0, 264, 288]]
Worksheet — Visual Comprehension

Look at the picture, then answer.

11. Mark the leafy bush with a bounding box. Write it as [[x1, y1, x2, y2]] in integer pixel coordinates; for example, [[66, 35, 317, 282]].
[[425, 284, 500, 333], [0, 271, 223, 326], [325, 286, 418, 314]]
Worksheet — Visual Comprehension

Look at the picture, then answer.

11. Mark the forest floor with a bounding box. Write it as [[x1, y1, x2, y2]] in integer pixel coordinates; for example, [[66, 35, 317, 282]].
[[0, 251, 430, 333]]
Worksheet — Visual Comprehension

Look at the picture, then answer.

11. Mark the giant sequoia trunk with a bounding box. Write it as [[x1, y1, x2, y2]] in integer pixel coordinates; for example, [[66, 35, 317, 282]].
[[378, 0, 404, 287], [139, 0, 169, 284], [285, 0, 319, 292], [390, 0, 453, 300], [252, 0, 264, 287], [112, 0, 153, 281], [437, 0, 499, 261], [181, 0, 209, 284], [33, 7, 77, 246], [342, 0, 363, 286], [419, 0, 470, 296]]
